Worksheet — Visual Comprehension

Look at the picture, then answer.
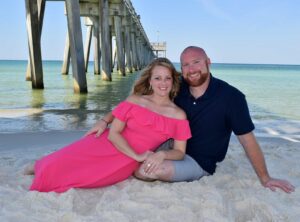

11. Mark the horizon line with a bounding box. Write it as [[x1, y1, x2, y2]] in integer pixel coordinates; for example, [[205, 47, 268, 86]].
[[1, 59, 300, 66]]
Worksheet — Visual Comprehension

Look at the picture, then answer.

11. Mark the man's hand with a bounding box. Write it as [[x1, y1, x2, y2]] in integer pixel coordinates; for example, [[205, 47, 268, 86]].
[[262, 177, 295, 193], [84, 119, 108, 137]]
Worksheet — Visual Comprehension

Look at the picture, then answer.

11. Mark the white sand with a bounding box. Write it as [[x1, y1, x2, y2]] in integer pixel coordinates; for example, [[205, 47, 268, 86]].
[[0, 131, 299, 222]]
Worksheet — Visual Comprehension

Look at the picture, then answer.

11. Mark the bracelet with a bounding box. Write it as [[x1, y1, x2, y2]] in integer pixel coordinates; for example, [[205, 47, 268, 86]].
[[101, 118, 109, 126]]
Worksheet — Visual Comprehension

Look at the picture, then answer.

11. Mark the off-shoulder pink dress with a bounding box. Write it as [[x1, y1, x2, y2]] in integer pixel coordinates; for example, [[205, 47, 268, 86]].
[[30, 101, 191, 193]]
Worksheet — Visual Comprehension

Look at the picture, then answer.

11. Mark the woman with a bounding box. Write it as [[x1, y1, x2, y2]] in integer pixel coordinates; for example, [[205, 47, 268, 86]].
[[28, 58, 191, 193]]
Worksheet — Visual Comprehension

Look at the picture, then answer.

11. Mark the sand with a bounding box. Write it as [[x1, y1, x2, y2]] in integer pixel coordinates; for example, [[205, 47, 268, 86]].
[[0, 131, 299, 222]]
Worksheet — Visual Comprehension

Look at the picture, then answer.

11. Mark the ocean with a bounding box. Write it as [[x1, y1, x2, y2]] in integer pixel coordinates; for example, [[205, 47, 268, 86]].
[[0, 60, 300, 141]]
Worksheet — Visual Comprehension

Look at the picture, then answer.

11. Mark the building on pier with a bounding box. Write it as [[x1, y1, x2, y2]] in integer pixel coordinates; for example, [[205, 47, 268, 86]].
[[151, 42, 167, 58]]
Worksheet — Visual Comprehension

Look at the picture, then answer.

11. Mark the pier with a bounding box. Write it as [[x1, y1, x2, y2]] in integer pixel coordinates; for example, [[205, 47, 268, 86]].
[[25, 0, 155, 93]]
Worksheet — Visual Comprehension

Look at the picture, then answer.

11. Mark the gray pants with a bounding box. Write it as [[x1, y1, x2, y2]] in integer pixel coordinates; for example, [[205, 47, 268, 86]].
[[157, 140, 209, 182], [171, 154, 209, 182]]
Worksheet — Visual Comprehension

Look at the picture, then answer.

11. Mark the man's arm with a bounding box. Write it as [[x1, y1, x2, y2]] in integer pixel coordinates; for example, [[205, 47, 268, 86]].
[[237, 132, 295, 193], [84, 112, 114, 137]]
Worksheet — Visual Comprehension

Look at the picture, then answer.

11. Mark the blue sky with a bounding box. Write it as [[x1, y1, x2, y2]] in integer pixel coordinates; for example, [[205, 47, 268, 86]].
[[0, 0, 299, 64]]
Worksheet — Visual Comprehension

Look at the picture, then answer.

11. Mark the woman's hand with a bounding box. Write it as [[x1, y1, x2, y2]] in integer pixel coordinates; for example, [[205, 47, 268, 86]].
[[135, 151, 154, 162], [142, 151, 166, 175], [84, 119, 108, 137]]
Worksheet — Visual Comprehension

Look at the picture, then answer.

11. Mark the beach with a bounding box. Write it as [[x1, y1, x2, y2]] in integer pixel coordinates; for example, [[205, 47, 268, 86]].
[[2, 0, 300, 220], [0, 62, 299, 221], [0, 131, 299, 222]]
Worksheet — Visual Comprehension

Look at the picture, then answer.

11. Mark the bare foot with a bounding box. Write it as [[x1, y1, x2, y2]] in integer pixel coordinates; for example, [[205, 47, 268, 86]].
[[23, 162, 35, 175]]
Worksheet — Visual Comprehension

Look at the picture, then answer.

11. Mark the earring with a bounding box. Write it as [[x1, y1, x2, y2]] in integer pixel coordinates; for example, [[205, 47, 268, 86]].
[[149, 84, 152, 91]]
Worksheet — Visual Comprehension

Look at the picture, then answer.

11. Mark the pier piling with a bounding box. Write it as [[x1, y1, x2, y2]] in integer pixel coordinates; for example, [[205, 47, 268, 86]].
[[25, 0, 155, 93]]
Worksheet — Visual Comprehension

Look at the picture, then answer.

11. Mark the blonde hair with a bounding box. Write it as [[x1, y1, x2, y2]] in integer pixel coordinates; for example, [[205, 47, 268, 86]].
[[133, 58, 180, 100]]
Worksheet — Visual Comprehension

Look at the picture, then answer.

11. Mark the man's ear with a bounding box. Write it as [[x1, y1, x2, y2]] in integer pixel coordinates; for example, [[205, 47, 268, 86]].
[[207, 58, 211, 65]]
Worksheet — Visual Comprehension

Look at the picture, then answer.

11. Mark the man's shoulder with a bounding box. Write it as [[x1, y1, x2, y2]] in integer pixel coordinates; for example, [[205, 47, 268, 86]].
[[213, 76, 244, 97]]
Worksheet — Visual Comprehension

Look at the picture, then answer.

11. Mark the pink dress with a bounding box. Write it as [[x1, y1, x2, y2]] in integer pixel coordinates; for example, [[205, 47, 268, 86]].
[[30, 101, 191, 193]]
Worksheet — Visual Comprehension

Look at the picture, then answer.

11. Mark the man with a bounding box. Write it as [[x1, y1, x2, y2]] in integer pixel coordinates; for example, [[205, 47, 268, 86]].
[[86, 46, 294, 193]]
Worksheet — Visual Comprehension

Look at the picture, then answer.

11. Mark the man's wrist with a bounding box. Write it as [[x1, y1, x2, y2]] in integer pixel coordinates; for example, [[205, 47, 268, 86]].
[[260, 174, 271, 185]]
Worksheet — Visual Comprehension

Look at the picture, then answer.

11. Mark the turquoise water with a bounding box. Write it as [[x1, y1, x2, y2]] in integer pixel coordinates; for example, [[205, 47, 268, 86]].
[[0, 60, 140, 132], [0, 60, 300, 135], [211, 63, 300, 121]]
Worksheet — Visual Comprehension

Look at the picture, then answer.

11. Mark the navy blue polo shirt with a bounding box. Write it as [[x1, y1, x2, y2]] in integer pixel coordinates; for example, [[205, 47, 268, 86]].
[[174, 74, 254, 174]]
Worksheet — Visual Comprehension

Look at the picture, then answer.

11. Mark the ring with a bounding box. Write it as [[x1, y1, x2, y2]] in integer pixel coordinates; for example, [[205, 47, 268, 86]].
[[147, 163, 151, 167]]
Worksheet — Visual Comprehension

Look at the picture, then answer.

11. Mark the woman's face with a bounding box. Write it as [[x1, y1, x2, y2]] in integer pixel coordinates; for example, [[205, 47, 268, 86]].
[[149, 65, 173, 98]]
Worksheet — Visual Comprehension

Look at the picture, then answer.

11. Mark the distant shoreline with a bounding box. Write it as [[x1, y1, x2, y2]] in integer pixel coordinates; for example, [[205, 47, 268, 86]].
[[1, 59, 300, 66]]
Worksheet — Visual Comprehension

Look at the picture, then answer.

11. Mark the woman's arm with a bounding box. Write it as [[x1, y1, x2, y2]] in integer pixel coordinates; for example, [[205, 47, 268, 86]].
[[108, 118, 152, 162], [142, 105, 189, 174]]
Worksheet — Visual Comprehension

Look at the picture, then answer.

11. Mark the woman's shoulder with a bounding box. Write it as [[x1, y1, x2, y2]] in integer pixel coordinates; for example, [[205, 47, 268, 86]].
[[125, 94, 144, 104], [125, 95, 187, 120], [170, 105, 187, 120], [126, 94, 153, 105]]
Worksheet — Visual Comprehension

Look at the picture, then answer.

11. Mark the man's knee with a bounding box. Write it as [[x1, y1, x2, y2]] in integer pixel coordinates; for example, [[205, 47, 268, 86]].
[[155, 161, 175, 181]]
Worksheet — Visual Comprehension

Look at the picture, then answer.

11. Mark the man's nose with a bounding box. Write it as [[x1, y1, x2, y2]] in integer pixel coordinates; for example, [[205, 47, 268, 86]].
[[188, 65, 197, 73]]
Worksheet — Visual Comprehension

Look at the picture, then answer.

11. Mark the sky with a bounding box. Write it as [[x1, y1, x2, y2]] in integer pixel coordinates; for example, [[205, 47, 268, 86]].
[[0, 0, 299, 64]]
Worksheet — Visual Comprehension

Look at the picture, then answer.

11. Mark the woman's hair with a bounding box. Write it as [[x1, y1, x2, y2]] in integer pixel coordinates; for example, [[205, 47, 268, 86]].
[[133, 57, 180, 100]]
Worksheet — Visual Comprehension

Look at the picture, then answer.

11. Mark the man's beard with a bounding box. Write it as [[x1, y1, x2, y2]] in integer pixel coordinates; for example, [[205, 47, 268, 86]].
[[184, 71, 209, 87]]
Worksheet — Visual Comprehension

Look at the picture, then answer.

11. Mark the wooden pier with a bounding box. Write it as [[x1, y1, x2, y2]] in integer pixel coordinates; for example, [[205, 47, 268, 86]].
[[25, 0, 155, 93]]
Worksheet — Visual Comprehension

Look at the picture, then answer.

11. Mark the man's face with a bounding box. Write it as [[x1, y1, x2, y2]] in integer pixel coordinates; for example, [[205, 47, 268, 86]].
[[180, 50, 210, 87]]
